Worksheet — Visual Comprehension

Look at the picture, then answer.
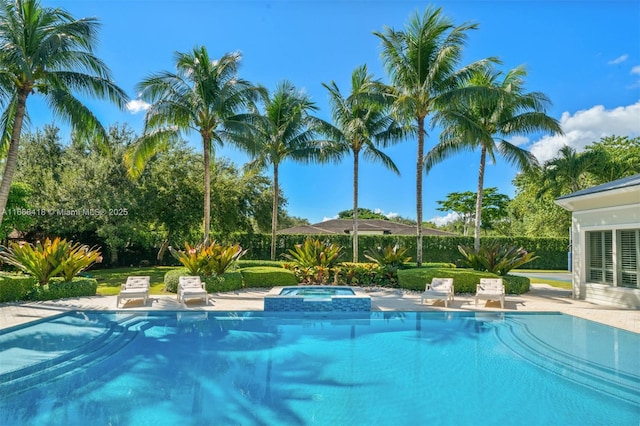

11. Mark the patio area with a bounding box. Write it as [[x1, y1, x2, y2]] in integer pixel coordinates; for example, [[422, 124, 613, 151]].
[[1, 283, 638, 333]]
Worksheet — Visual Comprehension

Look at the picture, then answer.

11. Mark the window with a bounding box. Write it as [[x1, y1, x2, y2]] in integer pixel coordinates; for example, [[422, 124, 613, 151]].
[[587, 231, 613, 284], [618, 230, 639, 289]]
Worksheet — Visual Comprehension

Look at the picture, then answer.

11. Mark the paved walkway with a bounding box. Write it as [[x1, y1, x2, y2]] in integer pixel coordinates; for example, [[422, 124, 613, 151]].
[[1, 284, 638, 333]]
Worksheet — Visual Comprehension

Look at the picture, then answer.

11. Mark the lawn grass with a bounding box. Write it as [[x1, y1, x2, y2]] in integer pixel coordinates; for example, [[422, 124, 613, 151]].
[[88, 266, 175, 295]]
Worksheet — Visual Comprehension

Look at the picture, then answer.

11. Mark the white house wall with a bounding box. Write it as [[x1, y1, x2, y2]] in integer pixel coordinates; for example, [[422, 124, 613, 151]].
[[571, 202, 640, 308]]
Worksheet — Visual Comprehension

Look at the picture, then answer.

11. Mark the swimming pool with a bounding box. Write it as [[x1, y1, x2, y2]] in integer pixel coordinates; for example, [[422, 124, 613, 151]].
[[0, 311, 638, 425], [264, 286, 371, 312]]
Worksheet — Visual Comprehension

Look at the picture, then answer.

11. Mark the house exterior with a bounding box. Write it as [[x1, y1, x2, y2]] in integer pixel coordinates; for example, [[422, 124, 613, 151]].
[[555, 174, 640, 308], [278, 219, 455, 236]]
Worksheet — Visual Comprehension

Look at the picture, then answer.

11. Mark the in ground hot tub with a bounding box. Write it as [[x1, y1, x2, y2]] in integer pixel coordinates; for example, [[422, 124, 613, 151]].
[[265, 286, 371, 312]]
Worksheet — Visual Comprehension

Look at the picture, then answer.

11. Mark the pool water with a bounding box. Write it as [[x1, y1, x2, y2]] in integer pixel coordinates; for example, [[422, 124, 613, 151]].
[[0, 311, 638, 425], [278, 286, 356, 296]]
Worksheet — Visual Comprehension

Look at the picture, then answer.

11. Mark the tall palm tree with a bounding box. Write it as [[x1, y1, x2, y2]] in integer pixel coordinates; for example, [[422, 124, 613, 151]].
[[127, 47, 262, 244], [0, 0, 128, 229], [426, 65, 563, 250], [244, 81, 328, 260], [374, 6, 488, 266], [322, 65, 404, 262]]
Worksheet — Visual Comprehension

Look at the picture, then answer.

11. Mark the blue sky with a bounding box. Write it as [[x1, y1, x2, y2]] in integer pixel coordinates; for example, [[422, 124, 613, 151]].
[[33, 0, 640, 225]]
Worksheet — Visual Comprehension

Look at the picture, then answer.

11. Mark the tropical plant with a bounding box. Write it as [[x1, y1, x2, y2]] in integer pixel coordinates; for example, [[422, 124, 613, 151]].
[[426, 65, 563, 251], [537, 145, 594, 197], [283, 238, 344, 284], [322, 65, 405, 262], [0, 237, 101, 284], [244, 81, 329, 260], [364, 244, 411, 269], [457, 242, 539, 276], [127, 47, 262, 244], [374, 6, 490, 266], [0, 0, 128, 230], [58, 242, 103, 282], [169, 241, 246, 276]]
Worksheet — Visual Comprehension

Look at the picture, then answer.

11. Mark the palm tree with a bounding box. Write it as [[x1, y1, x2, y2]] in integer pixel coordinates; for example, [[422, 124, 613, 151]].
[[127, 47, 262, 244], [374, 6, 489, 266], [244, 81, 328, 260], [538, 145, 594, 196], [0, 0, 128, 229], [426, 65, 563, 251], [322, 65, 404, 262]]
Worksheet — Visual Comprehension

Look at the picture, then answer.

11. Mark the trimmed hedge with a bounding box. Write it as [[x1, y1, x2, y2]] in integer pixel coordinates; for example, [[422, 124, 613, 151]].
[[224, 233, 568, 270], [240, 267, 297, 288], [0, 274, 97, 302], [0, 274, 37, 302], [236, 260, 285, 269], [397, 268, 530, 295], [163, 268, 245, 293]]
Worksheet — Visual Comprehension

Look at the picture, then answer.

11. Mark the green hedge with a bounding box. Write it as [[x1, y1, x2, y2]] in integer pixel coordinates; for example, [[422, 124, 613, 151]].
[[0, 274, 37, 302], [235, 260, 285, 269], [224, 233, 568, 270], [397, 268, 530, 295], [241, 267, 297, 288], [163, 268, 245, 293], [0, 274, 97, 302]]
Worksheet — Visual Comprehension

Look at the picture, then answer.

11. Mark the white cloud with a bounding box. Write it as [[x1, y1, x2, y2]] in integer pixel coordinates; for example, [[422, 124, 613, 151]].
[[631, 65, 640, 75], [510, 135, 530, 146], [429, 212, 460, 227], [373, 208, 399, 219], [126, 99, 150, 114], [608, 54, 628, 65], [321, 215, 338, 222], [529, 101, 640, 163]]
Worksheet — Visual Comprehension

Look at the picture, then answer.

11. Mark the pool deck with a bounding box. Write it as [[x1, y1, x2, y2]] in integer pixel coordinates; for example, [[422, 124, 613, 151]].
[[1, 284, 638, 333]]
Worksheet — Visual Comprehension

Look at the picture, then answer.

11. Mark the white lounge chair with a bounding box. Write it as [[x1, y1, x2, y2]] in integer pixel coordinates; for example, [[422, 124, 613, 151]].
[[475, 278, 505, 309], [178, 276, 208, 305], [116, 276, 151, 307], [421, 278, 454, 308]]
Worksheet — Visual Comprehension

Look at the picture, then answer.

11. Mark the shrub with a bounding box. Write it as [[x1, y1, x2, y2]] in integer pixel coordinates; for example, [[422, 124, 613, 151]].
[[397, 268, 530, 294], [236, 259, 285, 269], [0, 273, 37, 302], [0, 238, 101, 285], [169, 242, 246, 276], [458, 242, 539, 276], [26, 277, 98, 301], [163, 268, 244, 293], [283, 238, 344, 284], [241, 267, 297, 288]]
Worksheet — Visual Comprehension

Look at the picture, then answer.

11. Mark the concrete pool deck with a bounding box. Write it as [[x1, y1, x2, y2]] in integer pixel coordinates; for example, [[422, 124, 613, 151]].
[[1, 284, 638, 333]]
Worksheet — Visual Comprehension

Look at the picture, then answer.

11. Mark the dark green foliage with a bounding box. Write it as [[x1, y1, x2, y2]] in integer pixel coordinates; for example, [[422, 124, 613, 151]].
[[337, 262, 398, 287], [233, 234, 567, 270], [364, 244, 411, 268], [241, 267, 297, 288], [163, 267, 244, 293], [0, 273, 37, 302], [19, 277, 98, 301], [236, 260, 286, 269], [283, 238, 345, 284], [397, 268, 530, 294], [202, 272, 244, 293]]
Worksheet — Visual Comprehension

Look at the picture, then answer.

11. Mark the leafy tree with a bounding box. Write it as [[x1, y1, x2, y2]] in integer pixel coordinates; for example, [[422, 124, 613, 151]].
[[127, 47, 262, 244], [436, 187, 510, 236], [537, 145, 595, 197], [323, 65, 404, 262], [338, 208, 388, 220], [1, 182, 33, 239], [374, 6, 490, 266], [0, 0, 127, 230], [583, 135, 640, 184], [244, 81, 328, 260], [426, 65, 562, 250]]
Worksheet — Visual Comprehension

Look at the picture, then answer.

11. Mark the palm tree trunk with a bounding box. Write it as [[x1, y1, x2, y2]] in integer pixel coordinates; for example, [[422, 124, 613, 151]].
[[203, 135, 212, 245], [352, 151, 359, 263], [474, 146, 487, 251], [270, 164, 279, 260], [0, 90, 29, 231], [416, 116, 425, 267]]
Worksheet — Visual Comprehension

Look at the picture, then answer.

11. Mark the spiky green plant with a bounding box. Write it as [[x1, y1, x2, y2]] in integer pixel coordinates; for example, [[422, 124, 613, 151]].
[[169, 241, 246, 276], [458, 242, 539, 276], [0, 237, 101, 285], [364, 244, 411, 268], [283, 239, 344, 284]]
